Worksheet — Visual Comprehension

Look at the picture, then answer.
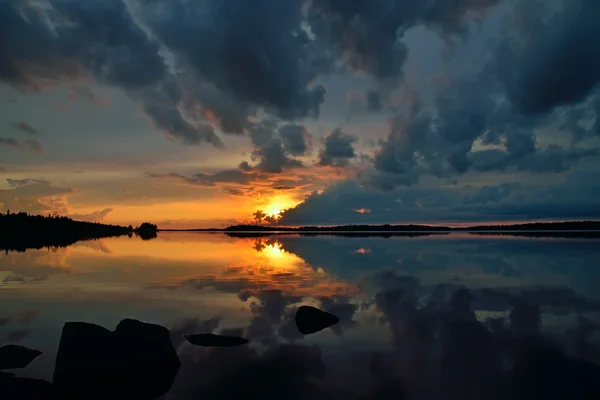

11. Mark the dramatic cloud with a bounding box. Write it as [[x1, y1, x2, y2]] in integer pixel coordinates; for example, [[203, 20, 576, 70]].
[[0, 0, 520, 150], [242, 120, 306, 173], [148, 170, 259, 187], [141, 0, 327, 119], [279, 124, 309, 156], [349, 0, 600, 190], [277, 172, 600, 225], [318, 129, 358, 166], [2, 0, 600, 225], [500, 0, 600, 116], [306, 0, 502, 91]]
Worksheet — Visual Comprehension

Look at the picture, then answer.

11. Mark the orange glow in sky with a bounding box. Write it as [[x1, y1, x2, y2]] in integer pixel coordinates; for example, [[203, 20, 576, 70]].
[[263, 195, 299, 219]]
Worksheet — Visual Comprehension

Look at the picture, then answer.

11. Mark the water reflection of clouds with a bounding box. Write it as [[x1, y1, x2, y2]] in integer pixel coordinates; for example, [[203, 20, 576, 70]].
[[1, 248, 72, 285], [1, 233, 600, 399]]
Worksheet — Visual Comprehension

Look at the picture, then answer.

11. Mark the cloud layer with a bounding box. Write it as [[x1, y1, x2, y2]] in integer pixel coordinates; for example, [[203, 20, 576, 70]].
[[1, 0, 599, 223]]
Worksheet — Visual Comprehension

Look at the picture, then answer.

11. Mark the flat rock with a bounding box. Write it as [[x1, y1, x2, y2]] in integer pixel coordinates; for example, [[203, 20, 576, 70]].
[[295, 306, 340, 335], [0, 345, 42, 370], [185, 333, 249, 347]]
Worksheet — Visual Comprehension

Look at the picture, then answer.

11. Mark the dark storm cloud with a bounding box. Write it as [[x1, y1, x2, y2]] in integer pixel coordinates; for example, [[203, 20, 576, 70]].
[[277, 174, 600, 225], [10, 122, 38, 135], [142, 0, 327, 121], [2, 0, 517, 150], [0, 0, 324, 145], [148, 169, 259, 187], [278, 124, 309, 156], [2, 0, 599, 193], [242, 120, 306, 173], [254, 139, 304, 173], [369, 74, 598, 189], [358, 0, 600, 189], [307, 0, 502, 86], [500, 0, 600, 116], [318, 128, 358, 166], [0, 1, 222, 145]]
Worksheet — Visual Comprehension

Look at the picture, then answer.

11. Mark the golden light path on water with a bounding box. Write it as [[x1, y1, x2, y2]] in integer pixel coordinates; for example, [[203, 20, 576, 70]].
[[0, 233, 359, 300]]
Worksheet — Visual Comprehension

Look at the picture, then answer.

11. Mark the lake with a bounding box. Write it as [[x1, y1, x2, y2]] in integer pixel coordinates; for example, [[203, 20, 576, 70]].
[[2, 232, 600, 399]]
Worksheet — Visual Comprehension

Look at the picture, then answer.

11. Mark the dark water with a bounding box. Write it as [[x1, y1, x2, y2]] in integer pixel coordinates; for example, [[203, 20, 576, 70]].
[[1, 232, 600, 399]]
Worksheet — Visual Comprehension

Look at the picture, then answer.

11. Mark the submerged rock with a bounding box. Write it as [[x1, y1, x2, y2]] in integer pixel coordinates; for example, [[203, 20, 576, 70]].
[[185, 333, 250, 347], [53, 319, 180, 399], [295, 306, 340, 335], [0, 345, 42, 370]]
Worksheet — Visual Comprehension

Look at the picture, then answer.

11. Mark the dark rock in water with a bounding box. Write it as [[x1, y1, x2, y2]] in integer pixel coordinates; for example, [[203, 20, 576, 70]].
[[53, 319, 181, 400], [185, 333, 250, 347], [0, 372, 53, 400], [295, 306, 340, 335], [0, 345, 42, 370]]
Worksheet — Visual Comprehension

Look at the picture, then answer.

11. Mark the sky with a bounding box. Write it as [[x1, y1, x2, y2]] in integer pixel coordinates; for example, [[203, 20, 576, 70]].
[[0, 0, 599, 229]]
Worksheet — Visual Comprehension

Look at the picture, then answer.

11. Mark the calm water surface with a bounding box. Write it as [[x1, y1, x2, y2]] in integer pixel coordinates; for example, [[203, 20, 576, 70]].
[[1, 232, 600, 398]]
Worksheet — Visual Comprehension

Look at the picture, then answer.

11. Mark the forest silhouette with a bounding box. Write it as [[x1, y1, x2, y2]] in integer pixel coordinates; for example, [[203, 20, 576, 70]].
[[2, 210, 600, 252], [0, 212, 157, 252]]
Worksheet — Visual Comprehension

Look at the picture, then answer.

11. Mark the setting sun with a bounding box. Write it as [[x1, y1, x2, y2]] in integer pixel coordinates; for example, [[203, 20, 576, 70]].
[[265, 206, 282, 218], [262, 195, 299, 220]]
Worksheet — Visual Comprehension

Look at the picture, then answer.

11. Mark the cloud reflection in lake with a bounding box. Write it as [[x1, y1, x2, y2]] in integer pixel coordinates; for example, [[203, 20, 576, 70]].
[[1, 232, 599, 398]]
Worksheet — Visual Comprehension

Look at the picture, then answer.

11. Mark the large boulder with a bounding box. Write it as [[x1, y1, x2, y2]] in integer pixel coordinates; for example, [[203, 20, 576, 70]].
[[53, 319, 180, 399]]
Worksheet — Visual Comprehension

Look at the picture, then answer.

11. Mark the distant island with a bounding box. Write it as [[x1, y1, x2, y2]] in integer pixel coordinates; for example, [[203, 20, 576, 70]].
[[0, 212, 158, 252], [161, 220, 600, 234]]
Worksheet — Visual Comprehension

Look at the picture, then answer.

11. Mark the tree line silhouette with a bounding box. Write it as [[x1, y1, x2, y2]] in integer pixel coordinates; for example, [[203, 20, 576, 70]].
[[222, 221, 600, 233], [223, 224, 451, 232], [0, 211, 158, 252]]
